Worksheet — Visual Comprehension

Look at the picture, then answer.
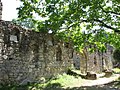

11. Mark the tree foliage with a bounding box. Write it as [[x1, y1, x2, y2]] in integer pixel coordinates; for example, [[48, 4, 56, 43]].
[[16, 0, 120, 51], [12, 18, 35, 29]]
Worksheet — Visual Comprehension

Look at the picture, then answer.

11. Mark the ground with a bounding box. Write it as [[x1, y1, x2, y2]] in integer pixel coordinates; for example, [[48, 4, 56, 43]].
[[0, 71, 120, 90], [43, 74, 120, 90]]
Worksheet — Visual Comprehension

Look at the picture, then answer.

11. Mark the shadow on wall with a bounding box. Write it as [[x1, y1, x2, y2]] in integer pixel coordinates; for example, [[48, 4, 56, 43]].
[[73, 52, 80, 70]]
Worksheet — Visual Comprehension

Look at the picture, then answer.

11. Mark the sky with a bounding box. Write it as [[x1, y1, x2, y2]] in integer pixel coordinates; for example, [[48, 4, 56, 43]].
[[1, 0, 21, 21]]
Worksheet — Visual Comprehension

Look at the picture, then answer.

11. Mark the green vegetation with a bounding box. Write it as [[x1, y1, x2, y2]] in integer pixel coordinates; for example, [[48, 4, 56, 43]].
[[47, 73, 82, 86], [113, 68, 120, 74], [15, 0, 120, 52], [0, 72, 120, 90], [0, 73, 83, 90]]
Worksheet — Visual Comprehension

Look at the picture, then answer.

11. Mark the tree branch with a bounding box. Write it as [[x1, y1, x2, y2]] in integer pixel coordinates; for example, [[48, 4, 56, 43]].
[[99, 5, 120, 16], [94, 19, 120, 33], [80, 19, 120, 33], [59, 19, 120, 33]]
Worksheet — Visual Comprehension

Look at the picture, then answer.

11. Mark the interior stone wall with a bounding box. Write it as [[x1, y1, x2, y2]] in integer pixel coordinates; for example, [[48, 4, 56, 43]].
[[86, 45, 114, 73], [73, 45, 114, 74], [0, 20, 73, 84]]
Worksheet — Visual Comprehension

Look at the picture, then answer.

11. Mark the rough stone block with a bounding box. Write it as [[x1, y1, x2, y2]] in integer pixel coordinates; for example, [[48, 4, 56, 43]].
[[85, 72, 97, 80], [104, 71, 113, 77]]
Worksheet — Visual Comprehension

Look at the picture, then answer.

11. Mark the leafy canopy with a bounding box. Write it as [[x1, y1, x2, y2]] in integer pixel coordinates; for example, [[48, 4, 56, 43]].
[[16, 0, 120, 51]]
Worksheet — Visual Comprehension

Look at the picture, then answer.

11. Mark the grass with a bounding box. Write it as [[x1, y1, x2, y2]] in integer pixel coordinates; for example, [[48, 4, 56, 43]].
[[0, 69, 120, 90], [48, 73, 82, 87], [39, 73, 83, 89], [0, 73, 83, 90], [113, 68, 120, 74]]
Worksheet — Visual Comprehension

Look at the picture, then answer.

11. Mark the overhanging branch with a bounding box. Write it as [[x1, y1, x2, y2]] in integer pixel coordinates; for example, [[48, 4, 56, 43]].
[[99, 5, 120, 16], [59, 19, 120, 33], [93, 19, 120, 33]]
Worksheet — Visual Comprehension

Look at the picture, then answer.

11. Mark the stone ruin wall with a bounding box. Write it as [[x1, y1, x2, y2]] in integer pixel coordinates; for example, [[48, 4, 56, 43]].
[[73, 45, 114, 74], [0, 0, 2, 20], [0, 20, 73, 84], [0, 0, 115, 84]]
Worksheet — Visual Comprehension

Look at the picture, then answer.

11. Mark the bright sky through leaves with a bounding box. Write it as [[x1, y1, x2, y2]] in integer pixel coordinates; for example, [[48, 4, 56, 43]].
[[1, 0, 20, 21]]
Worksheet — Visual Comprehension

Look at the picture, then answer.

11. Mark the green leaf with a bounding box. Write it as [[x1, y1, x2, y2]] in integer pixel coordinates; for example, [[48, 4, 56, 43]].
[[45, 0, 50, 4]]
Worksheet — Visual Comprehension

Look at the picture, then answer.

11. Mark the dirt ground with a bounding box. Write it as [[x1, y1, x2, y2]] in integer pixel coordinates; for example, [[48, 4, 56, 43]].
[[43, 74, 120, 90]]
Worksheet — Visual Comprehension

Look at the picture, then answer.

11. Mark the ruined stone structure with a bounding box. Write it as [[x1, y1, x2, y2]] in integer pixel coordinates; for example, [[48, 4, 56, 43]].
[[0, 20, 73, 84], [0, 0, 2, 20], [0, 0, 115, 85], [73, 45, 114, 74]]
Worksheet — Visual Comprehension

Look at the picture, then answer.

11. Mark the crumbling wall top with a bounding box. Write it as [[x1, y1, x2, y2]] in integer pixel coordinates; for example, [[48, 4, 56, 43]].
[[0, 0, 2, 20]]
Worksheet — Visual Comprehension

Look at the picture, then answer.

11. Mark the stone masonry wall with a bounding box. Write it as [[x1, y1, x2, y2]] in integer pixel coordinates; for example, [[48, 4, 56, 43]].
[[73, 45, 114, 74], [0, 20, 73, 84], [0, 0, 2, 20], [86, 45, 113, 73]]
